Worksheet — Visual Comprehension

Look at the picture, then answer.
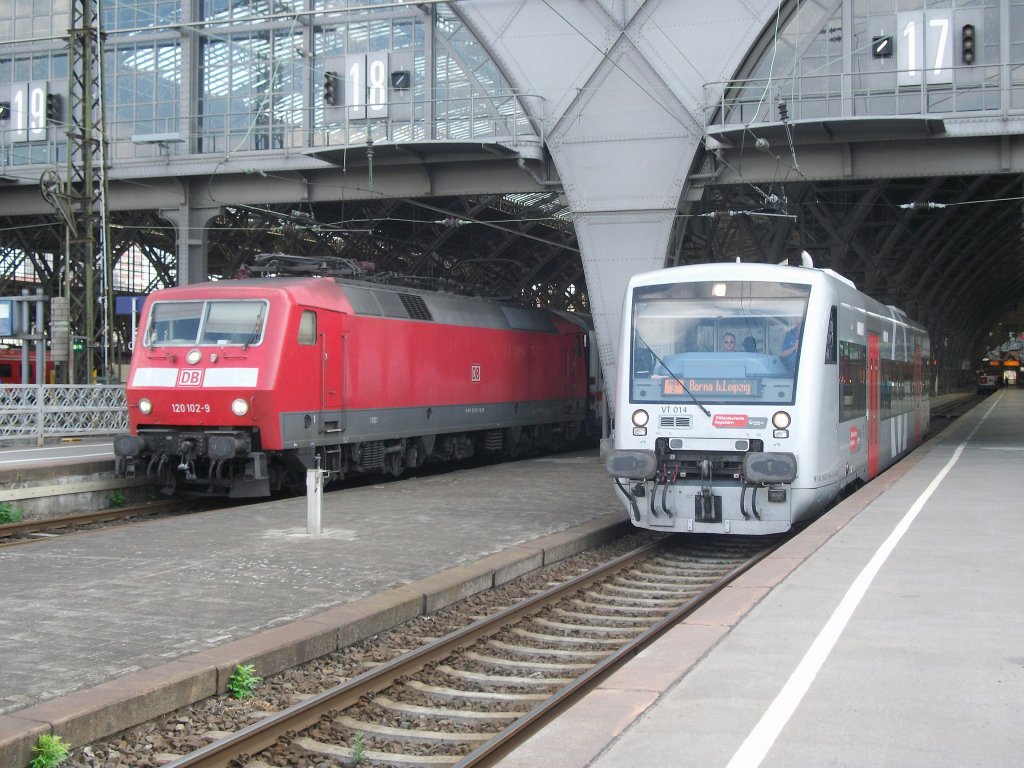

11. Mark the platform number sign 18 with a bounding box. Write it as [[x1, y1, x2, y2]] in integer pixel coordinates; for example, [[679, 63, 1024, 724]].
[[471, 364, 482, 382], [346, 53, 389, 119]]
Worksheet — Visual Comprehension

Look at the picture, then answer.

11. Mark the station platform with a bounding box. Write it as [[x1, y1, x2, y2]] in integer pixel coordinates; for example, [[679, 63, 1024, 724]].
[[0, 389, 1015, 767], [0, 438, 151, 518], [498, 388, 1024, 768], [0, 448, 628, 766]]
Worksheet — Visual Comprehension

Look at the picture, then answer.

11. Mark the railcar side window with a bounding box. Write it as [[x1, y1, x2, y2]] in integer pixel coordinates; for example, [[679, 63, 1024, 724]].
[[298, 310, 317, 345], [839, 341, 867, 421], [825, 306, 838, 364]]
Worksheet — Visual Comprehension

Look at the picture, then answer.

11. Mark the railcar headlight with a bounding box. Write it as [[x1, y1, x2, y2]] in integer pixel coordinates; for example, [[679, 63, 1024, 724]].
[[631, 409, 650, 427], [231, 398, 250, 416], [186, 348, 202, 365], [772, 411, 792, 429], [138, 398, 153, 415]]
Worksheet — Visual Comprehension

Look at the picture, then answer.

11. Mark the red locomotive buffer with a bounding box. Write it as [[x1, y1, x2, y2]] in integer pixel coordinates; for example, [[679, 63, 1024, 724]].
[[113, 277, 596, 497]]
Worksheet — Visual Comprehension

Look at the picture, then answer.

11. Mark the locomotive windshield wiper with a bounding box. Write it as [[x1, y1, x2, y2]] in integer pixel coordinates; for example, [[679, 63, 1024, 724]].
[[636, 335, 711, 417], [243, 309, 264, 350]]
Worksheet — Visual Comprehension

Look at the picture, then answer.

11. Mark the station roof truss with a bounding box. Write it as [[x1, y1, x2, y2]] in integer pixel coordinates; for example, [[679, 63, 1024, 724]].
[[672, 171, 1024, 365], [0, 191, 585, 321]]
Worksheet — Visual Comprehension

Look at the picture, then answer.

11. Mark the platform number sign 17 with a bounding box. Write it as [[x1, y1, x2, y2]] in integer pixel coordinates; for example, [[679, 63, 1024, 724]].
[[897, 11, 953, 85], [471, 364, 482, 383]]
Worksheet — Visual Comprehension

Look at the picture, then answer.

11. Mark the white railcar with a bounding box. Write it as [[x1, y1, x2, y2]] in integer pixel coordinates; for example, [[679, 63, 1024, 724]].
[[605, 261, 930, 534]]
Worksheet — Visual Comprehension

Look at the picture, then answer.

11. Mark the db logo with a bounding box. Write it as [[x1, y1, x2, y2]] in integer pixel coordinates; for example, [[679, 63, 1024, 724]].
[[177, 369, 203, 387], [849, 426, 860, 452], [471, 364, 481, 382]]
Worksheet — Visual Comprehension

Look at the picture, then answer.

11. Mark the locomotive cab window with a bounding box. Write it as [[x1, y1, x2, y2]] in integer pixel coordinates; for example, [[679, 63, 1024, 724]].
[[146, 300, 268, 347], [629, 280, 810, 405], [298, 310, 317, 345]]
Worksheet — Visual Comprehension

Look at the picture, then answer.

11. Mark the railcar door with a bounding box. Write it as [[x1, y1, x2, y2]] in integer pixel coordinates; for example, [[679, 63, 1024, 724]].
[[868, 333, 880, 478], [913, 345, 923, 444]]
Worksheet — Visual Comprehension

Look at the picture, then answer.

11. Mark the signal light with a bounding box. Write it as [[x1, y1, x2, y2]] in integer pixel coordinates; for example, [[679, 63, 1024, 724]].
[[961, 24, 976, 65], [45, 93, 60, 123], [323, 71, 340, 106]]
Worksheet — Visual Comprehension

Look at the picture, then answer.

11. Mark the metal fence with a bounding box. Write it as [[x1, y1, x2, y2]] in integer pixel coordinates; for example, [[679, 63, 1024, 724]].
[[0, 385, 127, 444], [704, 66, 1016, 131]]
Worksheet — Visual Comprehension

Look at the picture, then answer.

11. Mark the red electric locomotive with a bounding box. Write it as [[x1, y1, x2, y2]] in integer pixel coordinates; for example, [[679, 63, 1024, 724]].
[[113, 275, 595, 497]]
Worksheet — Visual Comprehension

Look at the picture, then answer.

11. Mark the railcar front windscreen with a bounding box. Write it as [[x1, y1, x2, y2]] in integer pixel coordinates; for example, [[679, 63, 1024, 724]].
[[145, 300, 268, 347], [630, 280, 811, 405]]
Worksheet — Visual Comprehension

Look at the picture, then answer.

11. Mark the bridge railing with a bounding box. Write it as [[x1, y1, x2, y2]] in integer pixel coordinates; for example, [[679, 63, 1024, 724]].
[[704, 67, 1011, 129], [0, 385, 128, 444], [4, 89, 545, 167]]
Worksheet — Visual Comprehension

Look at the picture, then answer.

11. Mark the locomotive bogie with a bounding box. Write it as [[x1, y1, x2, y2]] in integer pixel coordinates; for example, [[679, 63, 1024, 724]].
[[605, 261, 929, 534], [115, 276, 597, 497]]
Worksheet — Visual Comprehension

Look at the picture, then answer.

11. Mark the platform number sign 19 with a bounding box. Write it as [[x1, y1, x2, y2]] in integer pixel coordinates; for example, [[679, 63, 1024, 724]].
[[346, 53, 389, 119], [897, 11, 953, 85], [8, 82, 57, 142]]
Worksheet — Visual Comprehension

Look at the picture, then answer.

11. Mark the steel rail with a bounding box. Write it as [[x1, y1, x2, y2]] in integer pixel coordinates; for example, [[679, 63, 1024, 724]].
[[163, 535, 786, 768], [454, 535, 789, 767], [929, 393, 984, 419], [0, 499, 195, 546], [162, 538, 669, 768]]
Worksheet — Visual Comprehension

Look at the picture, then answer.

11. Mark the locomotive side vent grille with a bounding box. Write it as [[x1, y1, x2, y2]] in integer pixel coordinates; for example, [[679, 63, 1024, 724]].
[[353, 441, 386, 470], [399, 293, 434, 321], [659, 416, 692, 428]]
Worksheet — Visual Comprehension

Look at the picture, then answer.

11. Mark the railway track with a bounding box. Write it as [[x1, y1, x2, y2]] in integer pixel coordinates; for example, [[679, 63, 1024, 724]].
[[930, 392, 988, 421], [157, 534, 785, 768], [0, 499, 207, 546]]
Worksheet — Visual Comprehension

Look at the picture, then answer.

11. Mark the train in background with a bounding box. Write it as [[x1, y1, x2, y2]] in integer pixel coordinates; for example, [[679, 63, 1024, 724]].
[[604, 259, 930, 535], [975, 356, 1022, 392], [0, 346, 54, 384], [113, 273, 599, 497], [976, 360, 1002, 393]]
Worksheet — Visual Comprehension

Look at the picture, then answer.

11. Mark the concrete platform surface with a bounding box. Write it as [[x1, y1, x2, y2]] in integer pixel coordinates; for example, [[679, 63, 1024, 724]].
[[497, 390, 1024, 768], [0, 449, 627, 767]]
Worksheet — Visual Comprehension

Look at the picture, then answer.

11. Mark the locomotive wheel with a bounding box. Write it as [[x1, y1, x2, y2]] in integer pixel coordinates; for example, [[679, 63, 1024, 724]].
[[157, 464, 178, 497], [386, 451, 406, 477]]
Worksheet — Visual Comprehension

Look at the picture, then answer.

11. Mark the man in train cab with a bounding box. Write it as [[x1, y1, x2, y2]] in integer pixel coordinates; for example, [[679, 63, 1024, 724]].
[[722, 333, 737, 351], [780, 319, 802, 370]]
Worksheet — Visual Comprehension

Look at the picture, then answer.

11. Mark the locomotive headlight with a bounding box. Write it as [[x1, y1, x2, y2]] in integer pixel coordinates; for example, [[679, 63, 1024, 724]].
[[231, 398, 250, 416], [772, 410, 792, 429], [186, 348, 202, 365], [138, 397, 153, 415]]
